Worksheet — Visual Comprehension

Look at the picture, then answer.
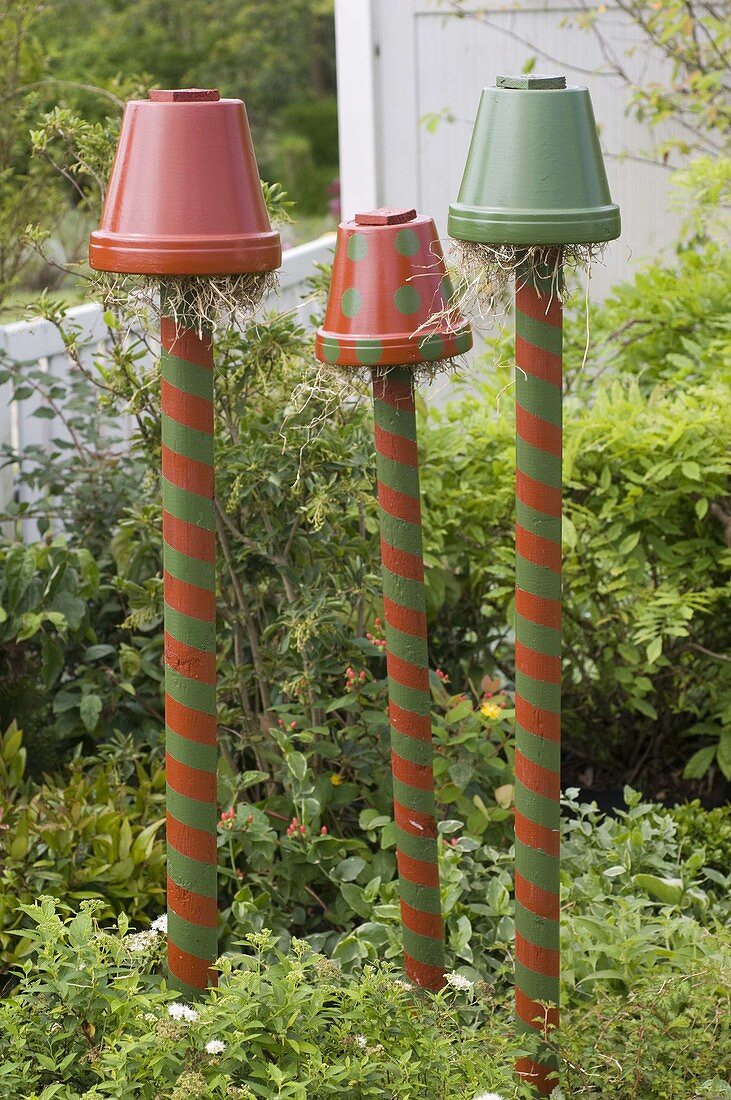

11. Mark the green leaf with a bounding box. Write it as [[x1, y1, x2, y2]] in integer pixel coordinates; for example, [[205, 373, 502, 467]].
[[41, 634, 64, 690], [325, 694, 358, 713], [333, 857, 366, 882], [683, 744, 716, 779], [339, 882, 371, 918], [618, 531, 641, 555], [82, 644, 116, 661], [716, 728, 731, 780], [646, 636, 663, 665], [49, 590, 86, 632], [15, 612, 43, 642], [631, 696, 658, 720], [634, 873, 684, 906], [130, 818, 165, 863], [445, 698, 472, 723], [1, 723, 23, 762], [4, 547, 35, 613], [359, 810, 391, 831], [286, 751, 308, 782], [563, 514, 578, 550], [79, 694, 103, 732]]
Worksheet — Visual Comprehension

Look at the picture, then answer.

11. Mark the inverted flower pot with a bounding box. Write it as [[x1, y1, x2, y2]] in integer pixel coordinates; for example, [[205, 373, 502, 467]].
[[89, 89, 281, 276], [448, 75, 621, 246], [316, 207, 472, 368]]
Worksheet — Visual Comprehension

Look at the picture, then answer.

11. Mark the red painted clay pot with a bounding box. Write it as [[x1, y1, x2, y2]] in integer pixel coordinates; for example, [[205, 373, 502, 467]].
[[315, 208, 472, 368], [89, 89, 281, 276]]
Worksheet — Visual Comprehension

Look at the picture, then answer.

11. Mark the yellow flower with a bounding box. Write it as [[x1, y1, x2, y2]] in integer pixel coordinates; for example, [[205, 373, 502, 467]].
[[330, 774, 343, 786], [481, 701, 501, 720]]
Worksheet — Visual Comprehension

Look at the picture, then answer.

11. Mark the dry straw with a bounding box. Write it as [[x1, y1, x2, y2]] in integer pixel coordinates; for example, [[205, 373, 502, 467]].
[[449, 241, 606, 321], [93, 270, 278, 337]]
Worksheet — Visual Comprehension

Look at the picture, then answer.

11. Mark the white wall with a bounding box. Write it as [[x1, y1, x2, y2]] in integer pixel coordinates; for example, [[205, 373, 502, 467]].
[[335, 0, 683, 298]]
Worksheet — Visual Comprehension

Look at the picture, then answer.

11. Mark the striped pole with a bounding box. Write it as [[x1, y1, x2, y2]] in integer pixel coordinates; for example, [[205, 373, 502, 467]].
[[161, 285, 218, 997], [513, 254, 562, 1094], [372, 366, 445, 991]]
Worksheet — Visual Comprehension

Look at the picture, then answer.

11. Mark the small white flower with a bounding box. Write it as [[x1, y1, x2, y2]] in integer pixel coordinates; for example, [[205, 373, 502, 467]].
[[167, 1001, 199, 1022], [205, 1039, 226, 1055], [393, 978, 412, 990], [126, 930, 157, 953], [473, 1093, 505, 1100], [354, 1035, 368, 1049], [151, 914, 168, 934], [445, 971, 473, 991], [143, 1012, 157, 1024]]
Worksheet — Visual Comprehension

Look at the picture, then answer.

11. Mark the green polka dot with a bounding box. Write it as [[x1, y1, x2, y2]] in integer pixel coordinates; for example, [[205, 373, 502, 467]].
[[347, 234, 368, 261], [355, 339, 384, 366], [441, 275, 455, 304], [394, 285, 421, 315], [320, 337, 341, 364], [395, 228, 421, 257], [341, 288, 362, 318], [418, 334, 445, 362], [453, 328, 472, 354]]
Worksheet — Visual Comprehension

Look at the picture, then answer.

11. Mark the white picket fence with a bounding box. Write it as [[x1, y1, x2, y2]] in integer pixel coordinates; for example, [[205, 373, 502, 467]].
[[0, 236, 336, 537]]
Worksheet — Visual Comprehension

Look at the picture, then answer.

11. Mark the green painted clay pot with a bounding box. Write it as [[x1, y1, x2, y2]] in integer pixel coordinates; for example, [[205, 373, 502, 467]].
[[448, 75, 620, 246]]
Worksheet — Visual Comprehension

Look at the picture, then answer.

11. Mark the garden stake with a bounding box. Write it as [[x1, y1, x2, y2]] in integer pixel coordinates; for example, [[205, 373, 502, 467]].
[[160, 291, 218, 995], [315, 207, 472, 990], [90, 88, 281, 997], [448, 75, 620, 1093]]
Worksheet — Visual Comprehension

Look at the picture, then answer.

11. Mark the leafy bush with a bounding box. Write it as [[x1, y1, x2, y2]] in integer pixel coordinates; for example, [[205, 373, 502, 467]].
[[0, 898, 728, 1099], [0, 725, 165, 969], [0, 666, 516, 975], [669, 799, 731, 875], [0, 900, 530, 1100], [421, 242, 731, 789], [565, 241, 731, 396], [3, 705, 729, 998], [0, 539, 161, 771], [558, 966, 731, 1099], [5, 259, 727, 791], [271, 98, 339, 213]]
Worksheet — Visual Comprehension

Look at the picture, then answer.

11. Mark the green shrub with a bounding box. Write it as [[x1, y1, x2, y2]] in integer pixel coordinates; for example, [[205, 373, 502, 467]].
[[3, 709, 729, 995], [0, 539, 161, 770], [421, 260, 731, 785], [0, 900, 530, 1100], [0, 673, 517, 975], [562, 241, 731, 396], [0, 725, 166, 968], [270, 97, 339, 214], [0, 898, 728, 1099], [669, 799, 731, 875], [558, 966, 731, 1099]]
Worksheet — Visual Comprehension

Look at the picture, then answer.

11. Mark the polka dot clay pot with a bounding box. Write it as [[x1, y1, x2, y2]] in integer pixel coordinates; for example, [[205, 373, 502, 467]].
[[89, 88, 281, 276], [315, 208, 472, 369]]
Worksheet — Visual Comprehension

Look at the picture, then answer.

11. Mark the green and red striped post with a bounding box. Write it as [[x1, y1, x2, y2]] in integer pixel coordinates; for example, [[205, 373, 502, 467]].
[[161, 293, 219, 996], [315, 207, 472, 990], [89, 88, 281, 997], [513, 257, 562, 1092], [448, 74, 620, 1092], [373, 366, 445, 990]]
